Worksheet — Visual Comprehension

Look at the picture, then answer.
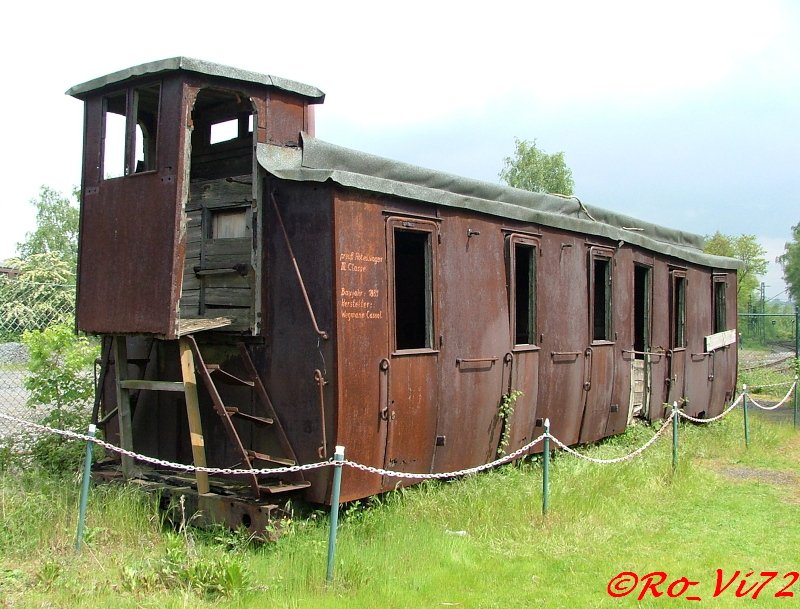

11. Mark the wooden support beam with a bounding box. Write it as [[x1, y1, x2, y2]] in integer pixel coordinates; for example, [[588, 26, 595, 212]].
[[119, 380, 186, 392], [112, 336, 134, 477], [179, 338, 210, 495]]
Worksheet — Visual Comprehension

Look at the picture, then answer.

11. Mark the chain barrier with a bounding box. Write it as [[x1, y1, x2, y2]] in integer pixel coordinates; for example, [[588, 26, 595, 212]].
[[677, 393, 744, 424], [547, 410, 675, 464], [1, 381, 796, 479], [746, 381, 797, 411]]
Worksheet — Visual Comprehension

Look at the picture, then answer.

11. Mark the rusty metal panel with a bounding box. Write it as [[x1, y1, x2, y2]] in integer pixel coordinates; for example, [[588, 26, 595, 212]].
[[77, 174, 181, 335], [331, 189, 390, 502], [431, 213, 507, 472], [708, 271, 738, 416], [76, 76, 188, 337], [266, 91, 307, 147], [536, 230, 587, 445], [505, 350, 540, 452], [581, 343, 614, 443], [262, 180, 335, 504], [684, 268, 713, 417], [606, 247, 634, 435]]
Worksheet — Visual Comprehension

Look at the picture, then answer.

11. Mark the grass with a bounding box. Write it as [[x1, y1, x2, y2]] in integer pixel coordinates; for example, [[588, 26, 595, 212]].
[[2, 406, 800, 608]]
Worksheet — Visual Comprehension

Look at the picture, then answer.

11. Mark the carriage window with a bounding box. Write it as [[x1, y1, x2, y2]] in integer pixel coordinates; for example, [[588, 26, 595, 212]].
[[103, 92, 127, 179], [102, 84, 160, 178], [512, 241, 537, 346], [133, 84, 160, 173], [591, 253, 613, 341], [713, 276, 727, 334], [393, 228, 434, 350], [672, 272, 687, 348]]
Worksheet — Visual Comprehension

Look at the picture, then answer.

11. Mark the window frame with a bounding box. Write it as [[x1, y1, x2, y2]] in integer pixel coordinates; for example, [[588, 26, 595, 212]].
[[387, 217, 439, 355], [712, 274, 727, 334], [101, 82, 161, 180], [507, 234, 540, 350], [670, 269, 688, 350], [589, 247, 615, 344]]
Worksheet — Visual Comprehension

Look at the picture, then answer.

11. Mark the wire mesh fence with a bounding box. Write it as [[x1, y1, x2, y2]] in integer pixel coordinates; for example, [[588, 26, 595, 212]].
[[0, 275, 78, 438]]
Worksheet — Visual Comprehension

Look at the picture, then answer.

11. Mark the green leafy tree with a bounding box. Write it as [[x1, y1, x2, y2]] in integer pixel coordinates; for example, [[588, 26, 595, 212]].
[[15, 186, 80, 273], [499, 138, 574, 195], [703, 232, 768, 301], [0, 253, 75, 339], [778, 222, 800, 304]]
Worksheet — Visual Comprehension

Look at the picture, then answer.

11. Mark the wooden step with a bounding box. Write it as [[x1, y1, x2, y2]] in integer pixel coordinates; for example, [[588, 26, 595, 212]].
[[225, 407, 273, 425], [259, 481, 311, 495], [246, 450, 295, 467], [205, 364, 254, 387]]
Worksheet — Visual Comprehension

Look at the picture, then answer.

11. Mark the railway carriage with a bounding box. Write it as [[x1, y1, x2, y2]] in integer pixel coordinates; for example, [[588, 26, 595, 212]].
[[67, 58, 739, 531]]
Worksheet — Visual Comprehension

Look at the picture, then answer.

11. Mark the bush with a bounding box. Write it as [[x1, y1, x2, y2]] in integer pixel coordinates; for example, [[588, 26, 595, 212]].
[[21, 323, 98, 474]]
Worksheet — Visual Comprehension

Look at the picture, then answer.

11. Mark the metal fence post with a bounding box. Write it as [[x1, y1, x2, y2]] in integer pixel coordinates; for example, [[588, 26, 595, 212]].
[[743, 384, 750, 448], [75, 423, 96, 552], [326, 445, 345, 584], [672, 402, 679, 472], [794, 376, 798, 431], [542, 418, 550, 516]]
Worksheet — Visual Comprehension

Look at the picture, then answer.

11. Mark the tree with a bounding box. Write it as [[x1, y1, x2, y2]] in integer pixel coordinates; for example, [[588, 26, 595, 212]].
[[703, 232, 768, 301], [0, 253, 76, 340], [777, 222, 800, 304], [499, 138, 574, 195], [15, 186, 80, 273]]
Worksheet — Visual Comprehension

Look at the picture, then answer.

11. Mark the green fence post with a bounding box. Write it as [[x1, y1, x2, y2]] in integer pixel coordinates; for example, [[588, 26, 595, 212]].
[[75, 423, 96, 552], [542, 418, 550, 517], [326, 445, 345, 584], [672, 402, 679, 473], [794, 376, 798, 431], [743, 384, 750, 448]]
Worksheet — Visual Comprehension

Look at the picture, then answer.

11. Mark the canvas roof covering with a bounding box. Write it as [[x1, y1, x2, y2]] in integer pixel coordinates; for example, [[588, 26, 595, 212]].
[[258, 134, 740, 270]]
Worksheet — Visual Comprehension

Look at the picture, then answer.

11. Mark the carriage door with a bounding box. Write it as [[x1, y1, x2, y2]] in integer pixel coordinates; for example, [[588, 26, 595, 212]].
[[667, 269, 687, 406], [383, 218, 440, 488], [629, 264, 653, 422], [580, 247, 615, 443]]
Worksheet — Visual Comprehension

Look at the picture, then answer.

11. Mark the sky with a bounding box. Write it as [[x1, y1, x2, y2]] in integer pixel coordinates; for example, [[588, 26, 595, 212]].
[[0, 0, 797, 301]]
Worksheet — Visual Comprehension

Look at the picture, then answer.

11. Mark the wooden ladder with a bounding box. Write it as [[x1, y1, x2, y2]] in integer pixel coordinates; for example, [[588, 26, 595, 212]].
[[109, 331, 308, 500]]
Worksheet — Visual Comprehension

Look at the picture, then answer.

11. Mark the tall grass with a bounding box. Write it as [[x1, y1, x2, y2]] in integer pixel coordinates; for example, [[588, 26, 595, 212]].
[[2, 409, 799, 608]]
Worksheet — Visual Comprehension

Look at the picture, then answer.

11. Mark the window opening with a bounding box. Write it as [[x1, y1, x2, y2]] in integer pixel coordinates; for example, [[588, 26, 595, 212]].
[[713, 277, 727, 334], [591, 255, 612, 341], [633, 265, 651, 356], [210, 118, 240, 145], [394, 229, 433, 350], [672, 273, 687, 348], [102, 92, 127, 179], [513, 242, 537, 345], [133, 84, 160, 172]]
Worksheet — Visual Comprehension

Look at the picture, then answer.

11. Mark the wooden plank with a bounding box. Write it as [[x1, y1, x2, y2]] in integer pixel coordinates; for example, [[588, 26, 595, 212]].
[[705, 329, 737, 351], [120, 380, 186, 392], [112, 336, 135, 477], [178, 338, 210, 494], [177, 316, 233, 336], [204, 288, 252, 308]]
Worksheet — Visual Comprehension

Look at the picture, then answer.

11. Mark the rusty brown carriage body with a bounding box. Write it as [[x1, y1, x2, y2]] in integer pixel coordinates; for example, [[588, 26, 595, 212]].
[[67, 58, 739, 532]]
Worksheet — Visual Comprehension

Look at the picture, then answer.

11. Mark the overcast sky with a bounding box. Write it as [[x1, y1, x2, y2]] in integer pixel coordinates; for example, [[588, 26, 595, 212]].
[[1, 0, 797, 300]]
